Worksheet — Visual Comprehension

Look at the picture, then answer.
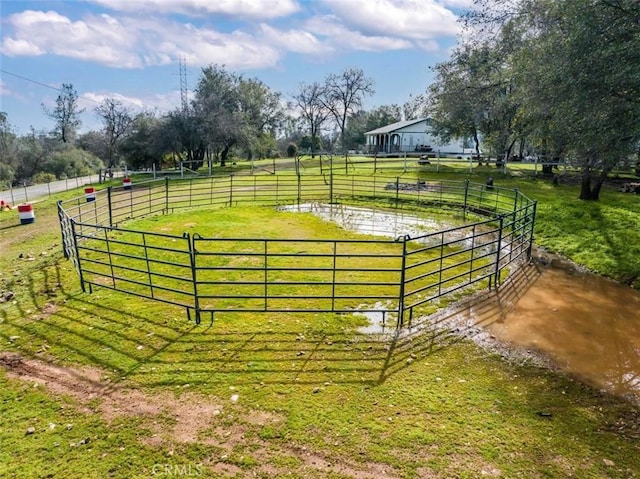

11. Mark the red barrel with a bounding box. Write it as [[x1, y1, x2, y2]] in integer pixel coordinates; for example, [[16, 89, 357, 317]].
[[123, 176, 132, 190], [18, 203, 35, 224], [84, 187, 96, 202]]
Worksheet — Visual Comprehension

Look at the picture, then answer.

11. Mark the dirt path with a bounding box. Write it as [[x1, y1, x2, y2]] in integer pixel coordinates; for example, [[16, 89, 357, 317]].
[[0, 352, 403, 479]]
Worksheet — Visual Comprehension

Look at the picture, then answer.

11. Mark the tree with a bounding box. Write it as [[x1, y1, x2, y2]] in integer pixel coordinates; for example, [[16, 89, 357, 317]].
[[237, 77, 283, 160], [165, 109, 208, 169], [193, 65, 244, 167], [343, 105, 403, 151], [42, 83, 84, 143], [0, 113, 18, 186], [520, 0, 640, 199], [291, 82, 331, 158], [95, 98, 134, 169], [428, 42, 519, 162], [119, 112, 167, 169], [77, 130, 109, 161], [403, 94, 427, 121], [463, 0, 640, 200], [43, 147, 103, 179], [323, 68, 375, 155]]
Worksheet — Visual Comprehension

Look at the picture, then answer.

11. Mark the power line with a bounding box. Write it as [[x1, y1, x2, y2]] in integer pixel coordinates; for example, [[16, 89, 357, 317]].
[[0, 68, 102, 105]]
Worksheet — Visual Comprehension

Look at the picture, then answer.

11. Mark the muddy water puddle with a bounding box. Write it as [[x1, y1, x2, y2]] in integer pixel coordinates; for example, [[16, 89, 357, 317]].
[[279, 203, 640, 402], [466, 256, 640, 403]]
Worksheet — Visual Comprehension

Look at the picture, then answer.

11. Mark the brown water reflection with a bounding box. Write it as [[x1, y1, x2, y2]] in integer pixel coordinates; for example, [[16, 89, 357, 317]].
[[442, 255, 640, 403]]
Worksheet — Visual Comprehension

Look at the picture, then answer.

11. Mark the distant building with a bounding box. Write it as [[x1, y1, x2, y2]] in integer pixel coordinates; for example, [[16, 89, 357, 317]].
[[364, 118, 476, 157]]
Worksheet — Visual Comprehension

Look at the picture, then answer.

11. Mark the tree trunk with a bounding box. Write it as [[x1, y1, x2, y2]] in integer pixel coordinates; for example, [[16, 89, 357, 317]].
[[579, 170, 606, 200], [220, 145, 230, 167], [579, 173, 595, 200]]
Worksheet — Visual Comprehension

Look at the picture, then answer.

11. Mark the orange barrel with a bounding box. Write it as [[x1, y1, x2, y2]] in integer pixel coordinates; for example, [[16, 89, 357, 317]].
[[84, 187, 96, 202], [123, 176, 132, 190], [18, 203, 35, 224]]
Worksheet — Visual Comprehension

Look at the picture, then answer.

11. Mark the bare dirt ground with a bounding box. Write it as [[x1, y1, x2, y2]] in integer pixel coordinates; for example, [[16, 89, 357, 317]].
[[0, 351, 403, 479]]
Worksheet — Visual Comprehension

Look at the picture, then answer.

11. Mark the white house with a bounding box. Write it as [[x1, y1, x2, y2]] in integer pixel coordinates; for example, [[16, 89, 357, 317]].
[[364, 118, 475, 156]]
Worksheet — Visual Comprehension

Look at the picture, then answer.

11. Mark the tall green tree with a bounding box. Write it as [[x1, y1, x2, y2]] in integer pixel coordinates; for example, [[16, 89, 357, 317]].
[[522, 0, 640, 199], [237, 78, 283, 160], [119, 112, 167, 169], [464, 0, 640, 199], [428, 42, 519, 161], [0, 113, 18, 186]]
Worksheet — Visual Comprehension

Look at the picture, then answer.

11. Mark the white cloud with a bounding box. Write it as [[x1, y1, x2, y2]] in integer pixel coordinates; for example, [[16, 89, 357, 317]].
[[1, 10, 140, 67], [1, 10, 284, 70], [305, 15, 413, 52], [80, 90, 184, 120], [82, 91, 147, 110], [90, 0, 300, 20], [1, 38, 44, 56], [319, 0, 461, 40], [259, 24, 333, 55]]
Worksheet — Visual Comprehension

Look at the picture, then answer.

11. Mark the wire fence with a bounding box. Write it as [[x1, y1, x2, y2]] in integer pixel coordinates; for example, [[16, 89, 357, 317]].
[[57, 173, 536, 326]]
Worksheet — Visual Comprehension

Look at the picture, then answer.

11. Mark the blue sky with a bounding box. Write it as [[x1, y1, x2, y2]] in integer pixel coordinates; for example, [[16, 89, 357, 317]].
[[1, 0, 471, 135]]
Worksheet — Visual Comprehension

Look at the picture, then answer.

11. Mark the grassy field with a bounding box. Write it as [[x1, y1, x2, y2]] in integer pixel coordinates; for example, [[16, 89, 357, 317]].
[[1, 163, 639, 478]]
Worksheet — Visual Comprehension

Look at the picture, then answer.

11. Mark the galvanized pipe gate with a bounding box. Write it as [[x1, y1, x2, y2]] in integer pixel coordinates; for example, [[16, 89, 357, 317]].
[[57, 174, 536, 327]]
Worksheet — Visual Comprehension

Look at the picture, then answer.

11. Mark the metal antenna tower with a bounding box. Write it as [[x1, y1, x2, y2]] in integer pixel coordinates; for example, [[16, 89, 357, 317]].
[[179, 56, 189, 112]]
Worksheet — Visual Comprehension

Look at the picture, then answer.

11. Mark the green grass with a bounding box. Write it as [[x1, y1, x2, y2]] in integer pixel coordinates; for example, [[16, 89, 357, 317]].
[[1, 165, 639, 478]]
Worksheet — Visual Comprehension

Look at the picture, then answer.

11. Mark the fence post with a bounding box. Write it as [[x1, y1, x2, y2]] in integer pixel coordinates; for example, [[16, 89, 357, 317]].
[[527, 201, 537, 259], [330, 170, 334, 204], [463, 179, 470, 218], [70, 219, 86, 293], [187, 232, 201, 325], [494, 215, 504, 288], [107, 186, 113, 227], [57, 201, 69, 259], [513, 188, 519, 226], [297, 172, 301, 203], [397, 235, 408, 327], [229, 175, 234, 206], [395, 176, 400, 207], [164, 176, 170, 213]]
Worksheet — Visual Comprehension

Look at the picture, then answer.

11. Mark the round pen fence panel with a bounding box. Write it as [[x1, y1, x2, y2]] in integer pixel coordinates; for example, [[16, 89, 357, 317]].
[[57, 174, 536, 325]]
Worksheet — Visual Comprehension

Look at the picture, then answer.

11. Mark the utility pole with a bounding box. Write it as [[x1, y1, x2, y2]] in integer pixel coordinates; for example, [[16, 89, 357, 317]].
[[179, 56, 189, 113]]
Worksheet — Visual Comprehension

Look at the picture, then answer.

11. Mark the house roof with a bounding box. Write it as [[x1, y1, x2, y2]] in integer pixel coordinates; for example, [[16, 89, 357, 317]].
[[365, 118, 428, 135]]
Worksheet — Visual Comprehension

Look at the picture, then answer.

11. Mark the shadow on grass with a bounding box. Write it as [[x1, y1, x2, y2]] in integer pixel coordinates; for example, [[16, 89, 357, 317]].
[[588, 202, 640, 285], [1, 256, 543, 392]]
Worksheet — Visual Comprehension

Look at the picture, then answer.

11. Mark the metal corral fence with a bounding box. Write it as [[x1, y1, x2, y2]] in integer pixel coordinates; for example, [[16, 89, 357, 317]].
[[57, 174, 536, 326]]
